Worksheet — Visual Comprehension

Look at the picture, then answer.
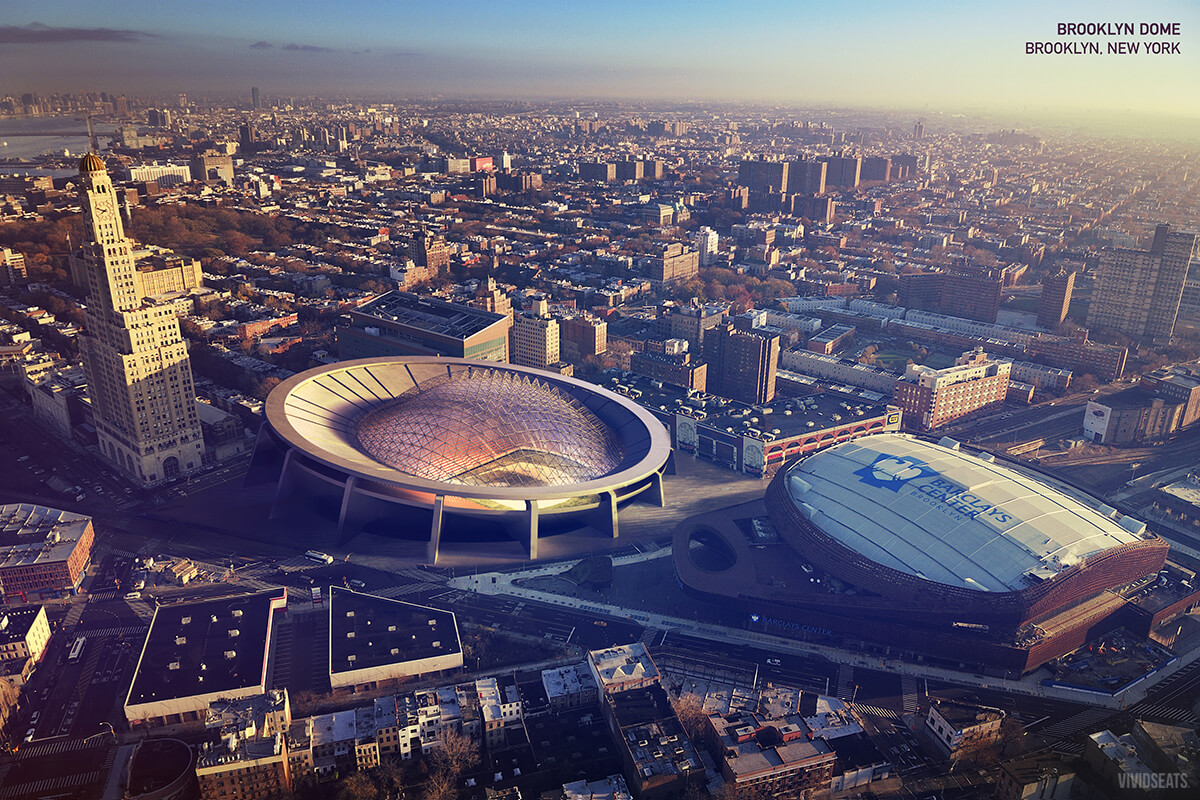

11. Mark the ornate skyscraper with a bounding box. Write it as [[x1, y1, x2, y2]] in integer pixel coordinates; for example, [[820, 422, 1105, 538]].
[[77, 153, 204, 484]]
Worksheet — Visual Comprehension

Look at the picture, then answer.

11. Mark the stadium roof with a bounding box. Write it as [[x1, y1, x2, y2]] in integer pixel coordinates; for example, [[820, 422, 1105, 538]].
[[785, 435, 1149, 592], [266, 357, 670, 501], [355, 370, 623, 487]]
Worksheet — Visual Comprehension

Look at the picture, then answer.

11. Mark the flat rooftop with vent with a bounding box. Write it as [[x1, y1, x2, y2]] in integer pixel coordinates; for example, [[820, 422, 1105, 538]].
[[329, 586, 463, 690], [0, 503, 95, 599], [125, 590, 287, 727]]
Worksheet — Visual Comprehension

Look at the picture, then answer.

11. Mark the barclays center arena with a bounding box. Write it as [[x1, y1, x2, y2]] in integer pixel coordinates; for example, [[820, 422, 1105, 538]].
[[254, 357, 671, 562], [675, 434, 1200, 675]]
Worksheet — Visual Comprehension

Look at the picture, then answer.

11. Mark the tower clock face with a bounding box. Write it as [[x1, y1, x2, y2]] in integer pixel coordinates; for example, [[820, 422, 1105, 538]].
[[94, 203, 111, 217]]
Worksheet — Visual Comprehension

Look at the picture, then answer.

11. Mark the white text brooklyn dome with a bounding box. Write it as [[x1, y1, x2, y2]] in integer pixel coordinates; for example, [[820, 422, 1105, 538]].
[[255, 357, 671, 562]]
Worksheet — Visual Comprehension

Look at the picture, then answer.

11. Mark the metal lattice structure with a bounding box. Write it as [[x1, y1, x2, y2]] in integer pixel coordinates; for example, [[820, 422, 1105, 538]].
[[354, 369, 624, 487]]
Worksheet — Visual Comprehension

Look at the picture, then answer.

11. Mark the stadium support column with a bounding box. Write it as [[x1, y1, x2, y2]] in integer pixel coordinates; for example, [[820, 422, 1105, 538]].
[[525, 499, 540, 559], [594, 490, 619, 539], [648, 469, 666, 507], [428, 494, 445, 564], [336, 477, 357, 542], [268, 449, 296, 520]]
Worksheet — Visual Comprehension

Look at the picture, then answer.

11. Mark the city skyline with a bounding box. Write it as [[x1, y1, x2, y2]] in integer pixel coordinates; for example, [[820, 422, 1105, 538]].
[[1, 0, 1197, 127]]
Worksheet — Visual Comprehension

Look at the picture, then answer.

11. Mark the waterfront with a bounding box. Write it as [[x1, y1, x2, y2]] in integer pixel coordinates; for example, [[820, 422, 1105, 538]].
[[0, 115, 116, 174]]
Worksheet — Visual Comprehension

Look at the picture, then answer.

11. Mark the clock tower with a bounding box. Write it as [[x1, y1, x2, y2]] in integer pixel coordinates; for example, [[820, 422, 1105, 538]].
[[77, 154, 205, 485]]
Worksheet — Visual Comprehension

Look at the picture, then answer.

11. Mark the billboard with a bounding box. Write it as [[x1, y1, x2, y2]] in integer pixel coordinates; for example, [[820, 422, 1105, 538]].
[[676, 414, 698, 450], [1082, 401, 1112, 442], [742, 435, 765, 475]]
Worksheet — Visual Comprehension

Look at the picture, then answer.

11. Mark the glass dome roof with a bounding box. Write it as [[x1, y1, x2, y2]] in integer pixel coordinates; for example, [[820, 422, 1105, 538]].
[[354, 369, 624, 488]]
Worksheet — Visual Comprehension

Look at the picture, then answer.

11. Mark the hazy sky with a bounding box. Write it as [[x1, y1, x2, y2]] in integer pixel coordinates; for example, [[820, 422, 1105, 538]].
[[1, 0, 1197, 118]]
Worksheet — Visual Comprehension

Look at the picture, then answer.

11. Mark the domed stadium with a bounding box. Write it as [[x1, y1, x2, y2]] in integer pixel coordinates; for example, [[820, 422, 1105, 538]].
[[258, 358, 671, 562], [353, 370, 624, 488], [674, 434, 1181, 675]]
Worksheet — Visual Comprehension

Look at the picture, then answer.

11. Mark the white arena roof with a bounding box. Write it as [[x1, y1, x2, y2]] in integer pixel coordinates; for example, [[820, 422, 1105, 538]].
[[785, 435, 1148, 592]]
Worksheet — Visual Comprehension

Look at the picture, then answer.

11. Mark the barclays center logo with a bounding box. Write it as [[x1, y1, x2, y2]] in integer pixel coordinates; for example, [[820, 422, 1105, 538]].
[[853, 454, 940, 492]]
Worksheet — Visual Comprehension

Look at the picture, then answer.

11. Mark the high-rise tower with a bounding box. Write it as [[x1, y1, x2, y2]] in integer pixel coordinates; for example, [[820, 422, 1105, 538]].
[[1088, 224, 1199, 341], [76, 154, 204, 485]]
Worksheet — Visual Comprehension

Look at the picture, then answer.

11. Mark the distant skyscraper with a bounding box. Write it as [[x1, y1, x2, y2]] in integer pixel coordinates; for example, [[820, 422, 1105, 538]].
[[1088, 224, 1198, 341], [737, 159, 788, 193], [76, 154, 204, 484], [1037, 270, 1075, 330], [785, 159, 826, 195], [822, 153, 861, 190], [239, 122, 258, 150], [704, 322, 779, 404], [913, 120, 925, 139], [511, 307, 560, 370], [692, 227, 719, 267], [251, 86, 261, 110]]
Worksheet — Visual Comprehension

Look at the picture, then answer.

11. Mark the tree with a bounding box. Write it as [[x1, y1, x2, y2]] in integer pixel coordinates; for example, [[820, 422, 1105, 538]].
[[422, 769, 457, 800], [337, 771, 380, 800], [1073, 373, 1100, 393], [671, 692, 709, 743], [428, 727, 479, 780], [998, 715, 1026, 758]]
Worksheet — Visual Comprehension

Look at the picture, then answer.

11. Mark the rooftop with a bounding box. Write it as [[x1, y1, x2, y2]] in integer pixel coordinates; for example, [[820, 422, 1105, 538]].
[[710, 709, 836, 779], [0, 606, 44, 647], [329, 587, 462, 676], [785, 434, 1150, 592], [589, 643, 658, 691], [353, 291, 506, 339], [127, 590, 286, 708], [0, 504, 91, 568], [607, 370, 893, 441]]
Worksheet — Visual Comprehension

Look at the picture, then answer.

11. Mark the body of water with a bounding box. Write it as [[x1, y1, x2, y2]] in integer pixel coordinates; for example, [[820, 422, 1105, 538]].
[[0, 115, 117, 163]]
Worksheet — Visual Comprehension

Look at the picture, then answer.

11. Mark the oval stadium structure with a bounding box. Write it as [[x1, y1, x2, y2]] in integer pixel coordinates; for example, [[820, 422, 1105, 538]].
[[674, 434, 1177, 674], [259, 358, 671, 562]]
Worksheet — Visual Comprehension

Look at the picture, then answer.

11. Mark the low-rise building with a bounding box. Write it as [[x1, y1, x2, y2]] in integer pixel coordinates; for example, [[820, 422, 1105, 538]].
[[542, 662, 599, 713], [563, 774, 632, 800], [476, 676, 522, 750], [588, 644, 660, 696], [0, 504, 95, 601], [924, 699, 1004, 758], [995, 751, 1075, 800], [125, 590, 287, 727], [196, 691, 293, 800], [328, 587, 463, 691], [0, 605, 50, 664], [806, 324, 855, 355], [705, 708, 836, 800]]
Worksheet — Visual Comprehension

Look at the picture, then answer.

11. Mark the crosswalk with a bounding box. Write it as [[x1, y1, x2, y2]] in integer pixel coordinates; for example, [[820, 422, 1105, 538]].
[[1032, 707, 1115, 741], [62, 603, 86, 629], [853, 703, 899, 720], [18, 738, 93, 758], [1127, 702, 1197, 725], [375, 582, 440, 599], [73, 624, 148, 639], [836, 664, 854, 700], [901, 675, 919, 713]]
